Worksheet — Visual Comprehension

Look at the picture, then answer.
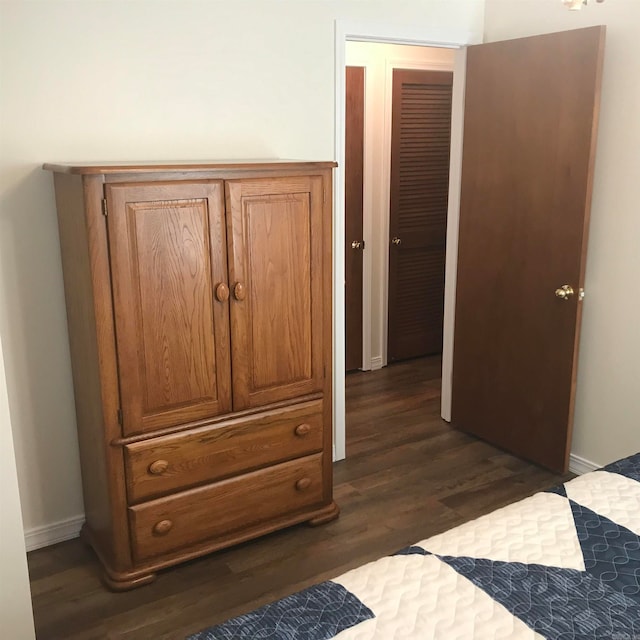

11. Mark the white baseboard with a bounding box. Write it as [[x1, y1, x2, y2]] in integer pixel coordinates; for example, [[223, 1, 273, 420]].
[[569, 453, 600, 476], [25, 514, 84, 552], [371, 356, 384, 371]]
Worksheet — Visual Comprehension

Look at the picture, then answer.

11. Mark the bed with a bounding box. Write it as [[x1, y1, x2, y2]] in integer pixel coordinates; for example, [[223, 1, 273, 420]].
[[189, 452, 640, 639]]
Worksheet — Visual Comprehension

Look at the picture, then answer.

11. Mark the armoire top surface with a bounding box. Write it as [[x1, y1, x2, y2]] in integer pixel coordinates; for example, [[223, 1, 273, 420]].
[[43, 160, 338, 175]]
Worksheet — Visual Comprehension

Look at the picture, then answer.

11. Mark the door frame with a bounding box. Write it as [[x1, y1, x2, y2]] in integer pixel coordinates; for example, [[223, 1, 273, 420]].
[[333, 21, 479, 461]]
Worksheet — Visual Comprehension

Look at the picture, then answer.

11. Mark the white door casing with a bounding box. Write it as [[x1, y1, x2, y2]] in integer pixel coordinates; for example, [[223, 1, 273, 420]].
[[334, 21, 477, 461]]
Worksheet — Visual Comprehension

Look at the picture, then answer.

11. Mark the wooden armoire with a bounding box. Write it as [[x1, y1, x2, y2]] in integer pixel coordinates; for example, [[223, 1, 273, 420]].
[[44, 161, 338, 590]]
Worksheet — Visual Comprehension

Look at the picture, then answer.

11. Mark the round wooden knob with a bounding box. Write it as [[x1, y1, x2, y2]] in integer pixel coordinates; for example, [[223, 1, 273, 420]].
[[294, 423, 311, 437], [295, 477, 312, 492], [215, 282, 230, 302], [148, 459, 169, 475], [153, 519, 173, 536], [233, 282, 246, 301]]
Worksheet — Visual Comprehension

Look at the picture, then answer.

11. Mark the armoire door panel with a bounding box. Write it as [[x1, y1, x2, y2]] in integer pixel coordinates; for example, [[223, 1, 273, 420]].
[[245, 193, 313, 388], [106, 181, 232, 435], [226, 177, 323, 409]]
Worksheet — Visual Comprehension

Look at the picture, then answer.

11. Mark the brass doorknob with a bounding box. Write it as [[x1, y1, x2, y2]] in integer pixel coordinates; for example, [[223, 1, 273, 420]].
[[555, 285, 574, 300], [391, 237, 402, 246], [351, 240, 364, 250]]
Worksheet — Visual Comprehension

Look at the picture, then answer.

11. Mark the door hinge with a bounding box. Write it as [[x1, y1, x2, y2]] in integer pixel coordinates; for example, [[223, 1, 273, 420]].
[[323, 189, 326, 205], [102, 198, 108, 216], [117, 409, 123, 425]]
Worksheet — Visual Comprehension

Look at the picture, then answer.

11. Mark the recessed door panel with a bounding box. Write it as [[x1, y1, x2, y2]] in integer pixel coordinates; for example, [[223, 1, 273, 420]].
[[226, 177, 324, 409], [106, 181, 231, 434]]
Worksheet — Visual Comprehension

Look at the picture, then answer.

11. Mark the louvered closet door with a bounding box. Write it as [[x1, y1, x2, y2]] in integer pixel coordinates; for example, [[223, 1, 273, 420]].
[[388, 69, 453, 362]]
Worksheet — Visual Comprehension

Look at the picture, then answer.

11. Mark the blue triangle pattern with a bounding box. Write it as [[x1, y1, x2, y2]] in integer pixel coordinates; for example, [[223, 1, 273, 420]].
[[187, 581, 374, 640], [570, 499, 640, 600], [440, 556, 640, 640], [545, 484, 567, 497], [603, 453, 640, 483], [393, 546, 431, 556]]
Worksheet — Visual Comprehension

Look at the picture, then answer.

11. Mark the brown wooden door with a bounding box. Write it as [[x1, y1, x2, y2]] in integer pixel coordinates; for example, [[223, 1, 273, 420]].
[[345, 66, 365, 371], [388, 69, 453, 362], [452, 27, 606, 473], [226, 176, 324, 410], [106, 181, 232, 436]]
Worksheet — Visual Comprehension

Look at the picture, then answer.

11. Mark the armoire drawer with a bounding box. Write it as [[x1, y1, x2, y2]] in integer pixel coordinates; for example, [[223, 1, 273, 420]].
[[123, 400, 323, 503], [129, 453, 324, 562]]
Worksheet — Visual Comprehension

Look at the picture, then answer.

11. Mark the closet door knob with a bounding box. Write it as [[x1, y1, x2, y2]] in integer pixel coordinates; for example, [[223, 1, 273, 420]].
[[215, 283, 230, 302], [294, 423, 311, 437], [295, 477, 312, 492], [148, 459, 169, 475], [153, 520, 173, 536], [554, 284, 574, 300], [233, 282, 246, 301]]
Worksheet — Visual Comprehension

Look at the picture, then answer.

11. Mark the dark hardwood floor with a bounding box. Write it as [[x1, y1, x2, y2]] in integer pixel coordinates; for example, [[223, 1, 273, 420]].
[[28, 357, 573, 639]]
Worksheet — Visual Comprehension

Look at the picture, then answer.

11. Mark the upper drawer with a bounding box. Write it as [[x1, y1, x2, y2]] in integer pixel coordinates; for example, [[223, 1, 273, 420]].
[[123, 400, 323, 503]]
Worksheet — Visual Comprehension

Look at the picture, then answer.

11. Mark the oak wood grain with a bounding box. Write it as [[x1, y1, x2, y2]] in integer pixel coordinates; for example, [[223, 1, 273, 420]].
[[43, 160, 338, 175], [226, 177, 324, 410], [52, 172, 132, 572], [124, 400, 323, 503], [106, 180, 232, 435], [129, 454, 324, 562], [45, 162, 336, 591]]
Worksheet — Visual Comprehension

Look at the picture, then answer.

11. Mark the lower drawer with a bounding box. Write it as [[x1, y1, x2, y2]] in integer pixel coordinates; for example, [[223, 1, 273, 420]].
[[128, 453, 324, 562], [124, 400, 323, 503]]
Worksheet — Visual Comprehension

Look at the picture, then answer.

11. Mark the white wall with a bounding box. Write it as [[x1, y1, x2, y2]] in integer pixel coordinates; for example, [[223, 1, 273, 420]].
[[483, 0, 640, 466], [0, 1, 485, 543], [0, 336, 36, 639], [345, 43, 455, 370]]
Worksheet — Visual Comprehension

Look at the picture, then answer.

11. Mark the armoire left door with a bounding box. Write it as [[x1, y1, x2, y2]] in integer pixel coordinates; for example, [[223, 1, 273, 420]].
[[105, 180, 232, 436]]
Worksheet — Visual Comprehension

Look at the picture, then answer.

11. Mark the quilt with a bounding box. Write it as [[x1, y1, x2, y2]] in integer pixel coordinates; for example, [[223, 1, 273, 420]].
[[189, 453, 640, 640]]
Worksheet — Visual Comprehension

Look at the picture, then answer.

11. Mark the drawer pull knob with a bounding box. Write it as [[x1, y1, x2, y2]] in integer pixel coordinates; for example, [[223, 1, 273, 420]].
[[233, 282, 246, 301], [215, 282, 230, 302], [153, 519, 173, 536], [294, 423, 311, 437], [295, 477, 312, 492], [148, 459, 169, 475]]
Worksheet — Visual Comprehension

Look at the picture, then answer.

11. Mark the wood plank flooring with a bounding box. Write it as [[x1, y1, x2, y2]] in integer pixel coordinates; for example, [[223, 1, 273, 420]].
[[28, 357, 573, 639]]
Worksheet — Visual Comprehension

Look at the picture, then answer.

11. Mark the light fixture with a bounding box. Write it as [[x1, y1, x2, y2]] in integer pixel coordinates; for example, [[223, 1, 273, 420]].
[[562, 0, 605, 10]]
